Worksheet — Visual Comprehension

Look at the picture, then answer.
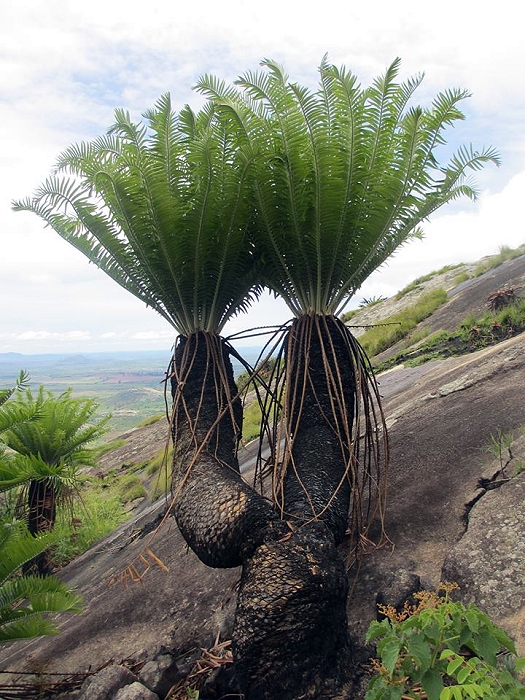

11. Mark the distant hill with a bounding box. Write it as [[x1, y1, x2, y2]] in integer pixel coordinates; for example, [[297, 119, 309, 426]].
[[0, 347, 265, 434]]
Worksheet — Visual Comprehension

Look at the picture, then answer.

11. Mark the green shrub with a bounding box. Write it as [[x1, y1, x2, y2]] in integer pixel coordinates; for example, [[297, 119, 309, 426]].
[[366, 583, 525, 700], [93, 437, 126, 459], [340, 308, 360, 323], [136, 414, 163, 428], [52, 492, 127, 566], [452, 271, 470, 286], [145, 445, 172, 476], [395, 265, 464, 300], [359, 296, 388, 308], [457, 299, 525, 348], [418, 329, 452, 349], [376, 296, 525, 372], [149, 467, 171, 499], [242, 400, 263, 442]]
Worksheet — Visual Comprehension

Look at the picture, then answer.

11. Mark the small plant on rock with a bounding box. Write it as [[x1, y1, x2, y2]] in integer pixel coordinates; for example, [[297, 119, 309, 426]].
[[486, 429, 514, 474], [486, 286, 518, 312], [365, 582, 525, 700], [359, 296, 388, 308]]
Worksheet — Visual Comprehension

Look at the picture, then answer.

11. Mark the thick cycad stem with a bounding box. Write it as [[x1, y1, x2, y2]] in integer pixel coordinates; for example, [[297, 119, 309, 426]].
[[170, 330, 353, 698], [170, 332, 276, 568], [278, 315, 356, 544], [25, 478, 57, 575], [233, 520, 351, 699]]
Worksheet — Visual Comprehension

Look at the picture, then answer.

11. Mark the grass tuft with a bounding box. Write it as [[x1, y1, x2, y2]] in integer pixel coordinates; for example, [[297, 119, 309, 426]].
[[473, 243, 525, 277], [359, 288, 448, 356]]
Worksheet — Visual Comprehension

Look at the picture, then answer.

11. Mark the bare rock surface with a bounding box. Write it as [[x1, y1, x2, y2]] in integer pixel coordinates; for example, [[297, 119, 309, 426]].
[[442, 435, 525, 650], [114, 682, 160, 700], [77, 664, 139, 700], [0, 492, 240, 679], [344, 333, 525, 644]]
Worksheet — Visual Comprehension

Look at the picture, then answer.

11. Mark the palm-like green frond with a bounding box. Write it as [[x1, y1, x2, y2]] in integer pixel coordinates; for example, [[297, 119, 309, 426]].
[[0, 371, 30, 409], [198, 58, 500, 316], [0, 615, 62, 642], [0, 523, 82, 642], [0, 453, 66, 493], [0, 372, 39, 434], [0, 400, 40, 434], [1, 387, 108, 469], [13, 95, 261, 335], [0, 524, 61, 584]]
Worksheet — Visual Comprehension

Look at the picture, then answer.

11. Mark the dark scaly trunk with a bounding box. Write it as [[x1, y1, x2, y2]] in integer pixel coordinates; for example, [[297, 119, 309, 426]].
[[170, 330, 352, 698], [280, 314, 356, 544], [233, 520, 351, 699], [170, 331, 276, 568], [231, 314, 355, 698], [25, 478, 57, 575]]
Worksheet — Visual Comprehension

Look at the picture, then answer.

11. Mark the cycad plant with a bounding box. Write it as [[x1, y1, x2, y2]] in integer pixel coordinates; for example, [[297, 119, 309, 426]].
[[1, 387, 109, 573], [0, 377, 82, 642], [196, 56, 500, 697], [0, 521, 82, 642], [13, 97, 276, 577], [13, 61, 499, 699], [198, 58, 500, 536]]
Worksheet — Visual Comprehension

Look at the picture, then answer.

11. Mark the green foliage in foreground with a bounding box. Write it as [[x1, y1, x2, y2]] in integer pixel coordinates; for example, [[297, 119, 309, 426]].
[[0, 522, 82, 642], [358, 288, 448, 357], [0, 375, 82, 641], [366, 583, 525, 700]]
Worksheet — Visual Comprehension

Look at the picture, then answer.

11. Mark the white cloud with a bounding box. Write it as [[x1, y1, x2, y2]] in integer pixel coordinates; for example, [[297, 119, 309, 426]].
[[131, 331, 176, 342], [15, 330, 90, 341]]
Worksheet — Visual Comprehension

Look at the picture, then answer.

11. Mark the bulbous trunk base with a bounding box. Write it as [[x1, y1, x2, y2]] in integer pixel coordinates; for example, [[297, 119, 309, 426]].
[[233, 521, 351, 699]]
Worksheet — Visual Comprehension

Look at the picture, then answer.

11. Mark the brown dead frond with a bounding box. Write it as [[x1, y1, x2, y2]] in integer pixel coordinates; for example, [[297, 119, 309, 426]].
[[108, 547, 169, 588], [166, 632, 234, 699], [0, 662, 112, 699]]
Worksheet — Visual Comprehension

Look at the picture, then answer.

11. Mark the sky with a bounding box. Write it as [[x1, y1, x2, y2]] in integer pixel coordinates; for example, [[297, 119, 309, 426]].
[[1, 0, 524, 355]]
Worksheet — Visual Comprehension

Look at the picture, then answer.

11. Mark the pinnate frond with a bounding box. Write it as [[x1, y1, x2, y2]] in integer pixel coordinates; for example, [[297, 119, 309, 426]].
[[201, 57, 499, 316], [13, 96, 261, 335]]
